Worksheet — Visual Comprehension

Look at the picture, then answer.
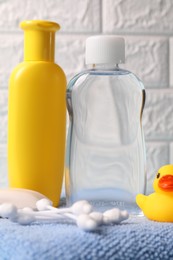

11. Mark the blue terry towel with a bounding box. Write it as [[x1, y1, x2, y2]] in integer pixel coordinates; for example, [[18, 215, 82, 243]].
[[0, 215, 173, 260]]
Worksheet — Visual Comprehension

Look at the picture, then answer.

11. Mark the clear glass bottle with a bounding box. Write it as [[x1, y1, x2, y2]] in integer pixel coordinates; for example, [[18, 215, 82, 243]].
[[66, 36, 146, 214]]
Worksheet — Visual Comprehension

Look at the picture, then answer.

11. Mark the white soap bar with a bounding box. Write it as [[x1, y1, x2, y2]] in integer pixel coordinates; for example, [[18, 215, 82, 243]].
[[0, 188, 47, 209]]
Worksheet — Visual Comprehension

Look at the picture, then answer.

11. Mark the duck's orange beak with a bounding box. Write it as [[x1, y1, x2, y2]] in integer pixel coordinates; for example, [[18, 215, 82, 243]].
[[158, 175, 173, 191]]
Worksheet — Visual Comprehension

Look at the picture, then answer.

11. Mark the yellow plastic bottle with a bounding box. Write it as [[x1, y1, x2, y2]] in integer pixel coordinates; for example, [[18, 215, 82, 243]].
[[8, 20, 66, 206]]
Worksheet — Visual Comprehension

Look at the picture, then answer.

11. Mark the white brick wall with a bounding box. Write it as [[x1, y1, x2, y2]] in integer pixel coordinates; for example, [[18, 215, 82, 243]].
[[102, 0, 173, 34], [170, 38, 173, 86], [0, 0, 172, 192], [124, 37, 168, 87], [146, 142, 169, 194], [0, 145, 8, 187]]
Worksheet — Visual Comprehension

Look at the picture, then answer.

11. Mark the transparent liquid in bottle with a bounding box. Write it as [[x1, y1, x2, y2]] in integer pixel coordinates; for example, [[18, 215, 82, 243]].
[[66, 65, 146, 214]]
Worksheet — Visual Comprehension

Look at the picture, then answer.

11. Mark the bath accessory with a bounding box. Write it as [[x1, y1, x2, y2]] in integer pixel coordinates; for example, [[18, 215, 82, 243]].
[[136, 165, 173, 222], [0, 200, 129, 232], [36, 198, 93, 215], [66, 35, 146, 214], [8, 20, 66, 206]]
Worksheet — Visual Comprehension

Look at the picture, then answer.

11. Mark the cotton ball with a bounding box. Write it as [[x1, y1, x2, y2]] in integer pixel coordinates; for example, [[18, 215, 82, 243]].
[[103, 208, 121, 223], [72, 201, 93, 215], [36, 199, 53, 211], [0, 203, 18, 218], [21, 207, 34, 214], [89, 212, 103, 225], [17, 214, 35, 225], [120, 210, 129, 221], [76, 214, 98, 231]]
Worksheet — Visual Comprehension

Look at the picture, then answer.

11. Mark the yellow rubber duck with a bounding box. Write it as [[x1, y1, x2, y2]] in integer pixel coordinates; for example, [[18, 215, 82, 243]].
[[136, 165, 173, 222]]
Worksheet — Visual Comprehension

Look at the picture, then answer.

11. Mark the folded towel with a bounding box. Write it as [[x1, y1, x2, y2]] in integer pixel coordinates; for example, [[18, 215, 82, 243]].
[[0, 213, 173, 260]]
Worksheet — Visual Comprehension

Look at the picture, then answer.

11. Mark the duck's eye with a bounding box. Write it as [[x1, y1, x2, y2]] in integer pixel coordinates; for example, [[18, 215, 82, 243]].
[[157, 173, 160, 179]]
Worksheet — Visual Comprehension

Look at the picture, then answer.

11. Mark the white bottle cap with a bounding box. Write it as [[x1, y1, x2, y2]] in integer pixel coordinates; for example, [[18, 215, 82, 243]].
[[85, 35, 125, 65]]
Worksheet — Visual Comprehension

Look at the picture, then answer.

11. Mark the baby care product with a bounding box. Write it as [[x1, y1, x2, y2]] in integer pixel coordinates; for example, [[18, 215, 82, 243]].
[[66, 36, 146, 214], [8, 20, 66, 206]]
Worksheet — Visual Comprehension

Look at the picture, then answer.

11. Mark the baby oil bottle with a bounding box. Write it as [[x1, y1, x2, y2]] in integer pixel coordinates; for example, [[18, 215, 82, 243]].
[[8, 20, 66, 206], [66, 36, 146, 214]]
